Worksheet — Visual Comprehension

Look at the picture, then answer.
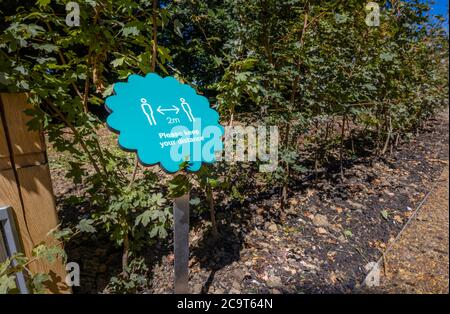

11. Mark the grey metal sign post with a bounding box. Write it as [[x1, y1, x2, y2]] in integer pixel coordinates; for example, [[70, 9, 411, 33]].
[[173, 193, 189, 294]]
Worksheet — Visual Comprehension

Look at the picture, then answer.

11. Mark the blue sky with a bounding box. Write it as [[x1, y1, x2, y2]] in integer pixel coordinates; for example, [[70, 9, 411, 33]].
[[430, 0, 449, 28], [431, 0, 449, 17]]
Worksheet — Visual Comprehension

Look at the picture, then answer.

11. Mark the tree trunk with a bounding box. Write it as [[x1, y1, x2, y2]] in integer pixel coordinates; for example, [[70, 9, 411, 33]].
[[347, 117, 355, 154], [151, 0, 158, 71], [281, 122, 290, 210], [322, 120, 330, 163], [340, 114, 346, 179], [122, 232, 129, 277], [206, 186, 219, 240], [229, 108, 234, 127], [395, 133, 400, 147], [381, 112, 392, 155]]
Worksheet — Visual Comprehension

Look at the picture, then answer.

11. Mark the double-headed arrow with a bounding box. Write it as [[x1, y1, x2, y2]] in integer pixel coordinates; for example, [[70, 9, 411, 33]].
[[157, 105, 180, 115]]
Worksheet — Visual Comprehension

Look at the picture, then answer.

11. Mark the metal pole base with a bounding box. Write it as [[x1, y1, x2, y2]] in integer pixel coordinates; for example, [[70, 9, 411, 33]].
[[173, 193, 189, 294]]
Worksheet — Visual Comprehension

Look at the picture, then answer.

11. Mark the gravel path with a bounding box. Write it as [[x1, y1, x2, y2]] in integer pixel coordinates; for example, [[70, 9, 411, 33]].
[[374, 165, 449, 293], [365, 110, 449, 294]]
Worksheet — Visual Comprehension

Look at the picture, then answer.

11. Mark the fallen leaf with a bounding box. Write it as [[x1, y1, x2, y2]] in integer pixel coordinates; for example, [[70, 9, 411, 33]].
[[343, 230, 353, 237], [393, 215, 403, 223]]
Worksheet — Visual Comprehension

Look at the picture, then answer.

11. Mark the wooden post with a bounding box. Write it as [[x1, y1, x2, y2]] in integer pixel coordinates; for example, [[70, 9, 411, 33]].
[[0, 93, 69, 293]]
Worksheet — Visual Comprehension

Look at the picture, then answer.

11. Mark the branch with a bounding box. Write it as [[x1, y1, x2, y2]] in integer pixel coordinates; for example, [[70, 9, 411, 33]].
[[43, 98, 103, 177], [129, 0, 159, 187], [44, 22, 84, 100]]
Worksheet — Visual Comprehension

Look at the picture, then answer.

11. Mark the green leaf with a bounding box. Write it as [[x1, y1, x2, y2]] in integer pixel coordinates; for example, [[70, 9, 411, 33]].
[[52, 228, 73, 241], [31, 43, 58, 53], [36, 0, 51, 8], [168, 174, 192, 198], [236, 72, 248, 83], [122, 26, 139, 37], [102, 84, 114, 97], [0, 275, 17, 294], [343, 230, 353, 237], [158, 226, 168, 238], [149, 227, 158, 238], [30, 273, 51, 293], [135, 210, 152, 227], [174, 19, 184, 38], [32, 244, 67, 263], [189, 197, 201, 206], [0, 259, 12, 275], [335, 13, 348, 24], [380, 52, 395, 62], [78, 219, 96, 233], [111, 57, 125, 68]]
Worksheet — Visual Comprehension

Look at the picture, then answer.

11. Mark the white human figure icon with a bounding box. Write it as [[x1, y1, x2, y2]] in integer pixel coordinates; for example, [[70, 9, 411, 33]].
[[141, 98, 157, 126], [180, 98, 195, 122]]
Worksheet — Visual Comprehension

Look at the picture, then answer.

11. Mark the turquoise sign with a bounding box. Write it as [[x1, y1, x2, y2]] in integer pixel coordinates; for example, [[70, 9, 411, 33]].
[[105, 73, 224, 173]]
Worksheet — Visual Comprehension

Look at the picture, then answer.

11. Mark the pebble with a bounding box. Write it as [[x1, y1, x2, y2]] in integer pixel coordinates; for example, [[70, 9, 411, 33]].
[[347, 200, 364, 209], [232, 269, 246, 281], [266, 275, 282, 288], [312, 214, 330, 227], [267, 223, 278, 232]]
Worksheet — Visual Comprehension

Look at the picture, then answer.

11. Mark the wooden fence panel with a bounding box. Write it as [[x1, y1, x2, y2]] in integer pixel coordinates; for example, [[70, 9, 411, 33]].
[[0, 115, 11, 171], [0, 93, 69, 293]]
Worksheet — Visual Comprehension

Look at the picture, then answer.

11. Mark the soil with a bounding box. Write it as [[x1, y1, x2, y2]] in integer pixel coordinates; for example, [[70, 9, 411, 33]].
[[48, 109, 449, 294]]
